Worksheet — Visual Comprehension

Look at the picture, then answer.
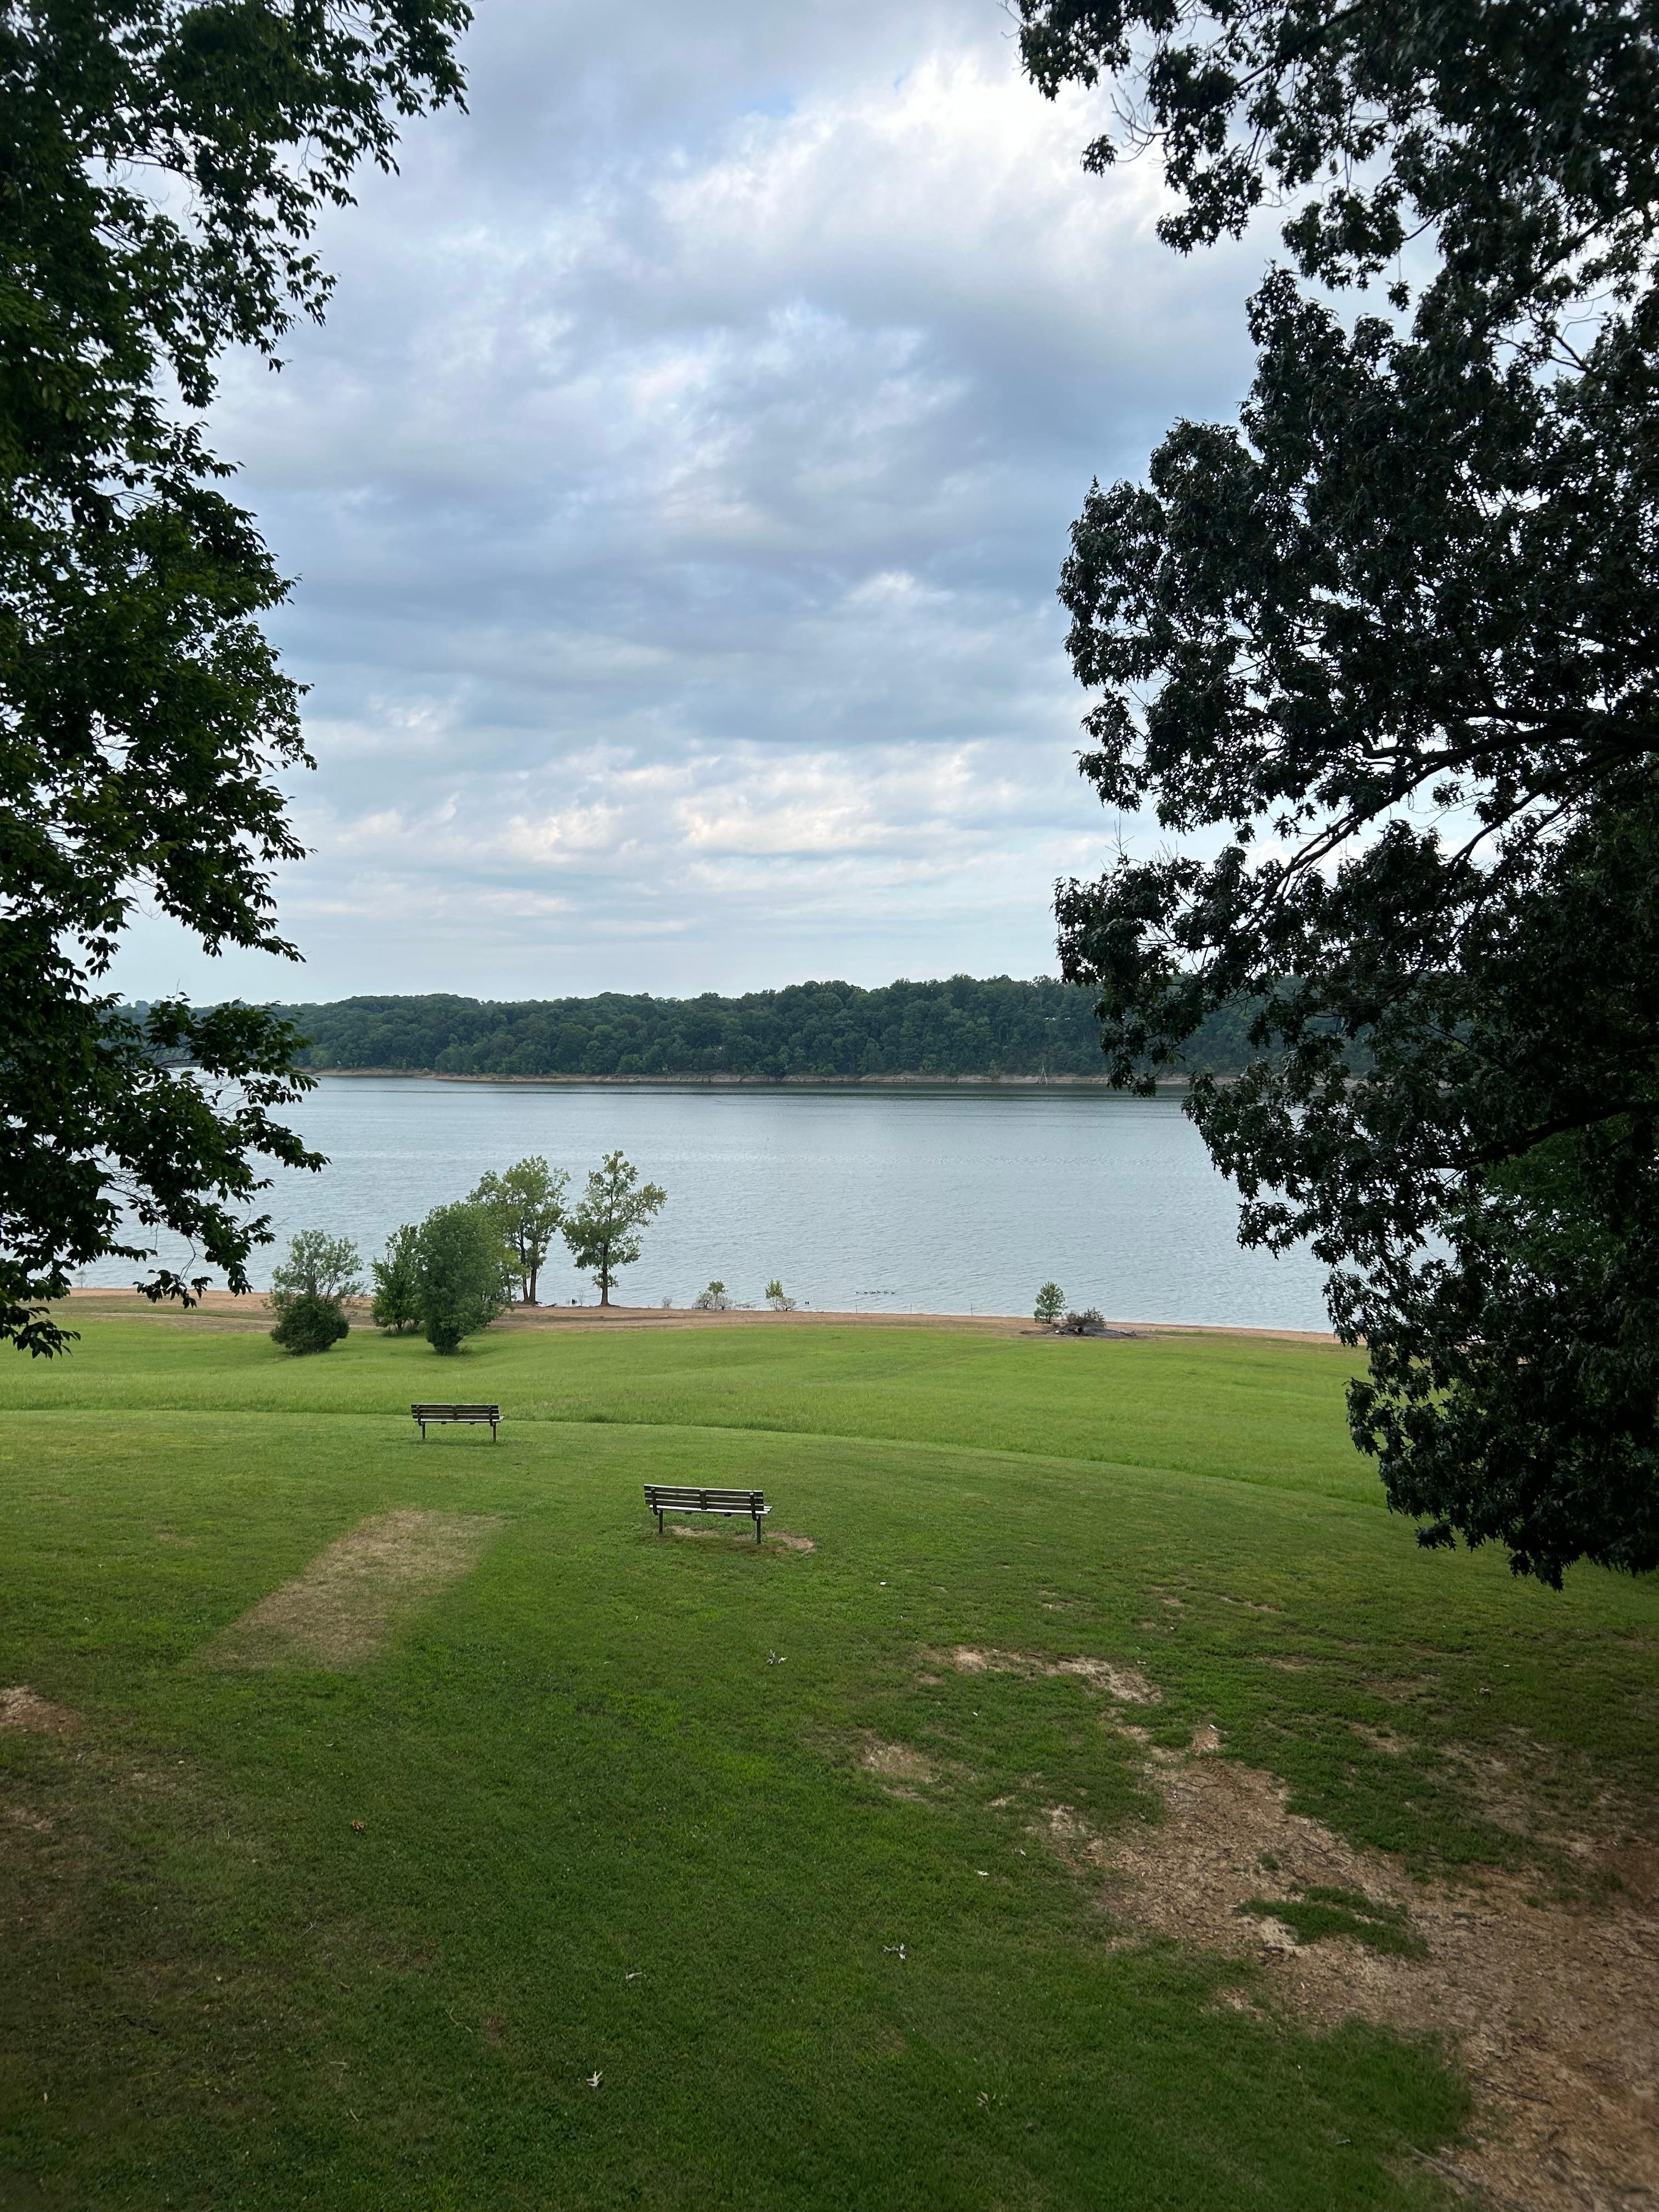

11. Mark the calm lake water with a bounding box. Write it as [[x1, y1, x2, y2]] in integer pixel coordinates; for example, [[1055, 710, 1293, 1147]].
[[78, 1077, 1332, 1330]]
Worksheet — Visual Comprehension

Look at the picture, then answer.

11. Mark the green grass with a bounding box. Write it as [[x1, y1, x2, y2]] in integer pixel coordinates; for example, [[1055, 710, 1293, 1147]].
[[1, 1317, 1653, 2211], [1236, 1887, 1428, 1959], [0, 1315, 1376, 1496]]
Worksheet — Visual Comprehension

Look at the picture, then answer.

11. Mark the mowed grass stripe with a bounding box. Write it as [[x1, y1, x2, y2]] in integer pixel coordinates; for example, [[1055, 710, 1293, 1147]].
[[203, 1509, 507, 1669]]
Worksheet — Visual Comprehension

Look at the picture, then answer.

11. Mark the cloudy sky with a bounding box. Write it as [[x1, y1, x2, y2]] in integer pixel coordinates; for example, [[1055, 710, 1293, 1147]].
[[116, 0, 1262, 1006]]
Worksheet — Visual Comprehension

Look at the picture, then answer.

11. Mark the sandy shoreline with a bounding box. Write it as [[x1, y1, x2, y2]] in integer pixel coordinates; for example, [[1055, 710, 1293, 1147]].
[[54, 1286, 1340, 1346]]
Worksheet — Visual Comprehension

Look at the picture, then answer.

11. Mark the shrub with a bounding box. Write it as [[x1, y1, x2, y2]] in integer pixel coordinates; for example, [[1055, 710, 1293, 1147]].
[[415, 1203, 512, 1355], [1059, 1307, 1107, 1337], [270, 1291, 351, 1357], [764, 1278, 796, 1311], [1034, 1282, 1065, 1325], [694, 1280, 731, 1310]]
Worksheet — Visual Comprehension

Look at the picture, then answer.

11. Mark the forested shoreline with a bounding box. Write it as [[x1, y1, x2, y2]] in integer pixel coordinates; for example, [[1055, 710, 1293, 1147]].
[[235, 978, 1259, 1082]]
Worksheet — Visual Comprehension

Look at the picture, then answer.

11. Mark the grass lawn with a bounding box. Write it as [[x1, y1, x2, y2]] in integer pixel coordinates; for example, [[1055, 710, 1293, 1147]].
[[1, 1315, 1654, 2211]]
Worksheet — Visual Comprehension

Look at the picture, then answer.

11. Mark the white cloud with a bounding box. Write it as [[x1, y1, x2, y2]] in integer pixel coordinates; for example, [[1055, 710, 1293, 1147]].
[[112, 0, 1263, 1003]]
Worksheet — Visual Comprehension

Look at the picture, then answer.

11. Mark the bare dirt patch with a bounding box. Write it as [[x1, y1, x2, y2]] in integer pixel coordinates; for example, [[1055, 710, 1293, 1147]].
[[667, 1525, 814, 1553], [1350, 1723, 1409, 1756], [860, 1740, 937, 1787], [0, 1686, 77, 1735], [204, 1510, 504, 1669], [1045, 1723, 1659, 2211], [940, 1647, 1162, 1706], [1609, 1843, 1659, 1908]]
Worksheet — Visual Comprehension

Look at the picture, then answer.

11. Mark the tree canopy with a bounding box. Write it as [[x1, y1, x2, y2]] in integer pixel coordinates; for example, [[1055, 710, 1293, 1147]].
[[413, 1203, 510, 1356], [468, 1158, 568, 1305], [1019, 0, 1659, 1581], [563, 1154, 667, 1308], [270, 1230, 362, 1307], [272, 978, 1262, 1082], [1, 0, 469, 1353], [369, 1223, 422, 1336]]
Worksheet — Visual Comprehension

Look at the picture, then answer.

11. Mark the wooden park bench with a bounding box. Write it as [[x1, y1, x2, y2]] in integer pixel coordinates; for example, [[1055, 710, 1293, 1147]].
[[644, 1483, 770, 1542], [411, 1402, 501, 1441]]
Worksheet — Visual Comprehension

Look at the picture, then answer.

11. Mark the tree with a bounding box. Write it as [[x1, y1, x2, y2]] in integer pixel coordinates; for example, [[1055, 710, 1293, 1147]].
[[467, 1158, 568, 1304], [1, 0, 469, 1357], [270, 1231, 362, 1306], [1034, 1283, 1064, 1326], [370, 1224, 423, 1335], [563, 1153, 667, 1308], [268, 1229, 360, 1357], [695, 1280, 731, 1310], [414, 1204, 511, 1357], [1017, 0, 1659, 1582], [765, 1278, 796, 1312]]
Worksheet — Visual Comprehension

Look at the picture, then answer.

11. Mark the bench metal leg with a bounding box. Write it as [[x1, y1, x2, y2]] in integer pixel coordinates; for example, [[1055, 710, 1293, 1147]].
[[656, 1509, 664, 1536], [754, 1515, 762, 1543]]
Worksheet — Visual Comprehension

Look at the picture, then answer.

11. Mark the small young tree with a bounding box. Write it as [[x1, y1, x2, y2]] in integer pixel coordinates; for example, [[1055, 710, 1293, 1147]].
[[563, 1152, 667, 1307], [268, 1231, 362, 1357], [764, 1278, 797, 1312], [695, 1280, 731, 1310], [415, 1204, 512, 1355], [272, 1231, 362, 1305], [467, 1157, 569, 1304], [370, 1224, 423, 1334], [1034, 1282, 1065, 1326]]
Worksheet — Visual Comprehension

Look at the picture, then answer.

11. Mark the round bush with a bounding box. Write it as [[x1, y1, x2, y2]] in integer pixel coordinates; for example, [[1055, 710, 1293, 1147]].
[[270, 1293, 351, 1356]]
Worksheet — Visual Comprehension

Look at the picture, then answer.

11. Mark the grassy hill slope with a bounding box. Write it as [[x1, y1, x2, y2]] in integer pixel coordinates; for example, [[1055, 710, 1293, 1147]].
[[1, 1320, 1652, 2210]]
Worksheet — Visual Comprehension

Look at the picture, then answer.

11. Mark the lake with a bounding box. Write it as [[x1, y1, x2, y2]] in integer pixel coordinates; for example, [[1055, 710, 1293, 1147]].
[[77, 1077, 1332, 1330]]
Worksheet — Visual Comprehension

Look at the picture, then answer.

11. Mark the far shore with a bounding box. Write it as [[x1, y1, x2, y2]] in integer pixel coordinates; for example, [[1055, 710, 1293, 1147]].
[[297, 1068, 1196, 1090], [57, 1286, 1340, 1346]]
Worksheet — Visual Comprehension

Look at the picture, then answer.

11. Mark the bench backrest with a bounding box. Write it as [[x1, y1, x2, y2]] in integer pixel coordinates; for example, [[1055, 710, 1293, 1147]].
[[644, 1485, 765, 1510], [412, 1403, 500, 1417]]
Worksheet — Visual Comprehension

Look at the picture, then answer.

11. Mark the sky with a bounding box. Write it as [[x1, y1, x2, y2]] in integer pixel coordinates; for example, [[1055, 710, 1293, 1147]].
[[115, 0, 1264, 1007]]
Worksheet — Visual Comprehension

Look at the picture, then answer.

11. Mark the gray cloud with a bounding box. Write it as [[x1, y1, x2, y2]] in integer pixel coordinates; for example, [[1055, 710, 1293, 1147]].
[[115, 0, 1262, 1002]]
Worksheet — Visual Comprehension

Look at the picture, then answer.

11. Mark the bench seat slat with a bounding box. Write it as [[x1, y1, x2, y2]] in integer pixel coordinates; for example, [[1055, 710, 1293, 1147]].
[[645, 1493, 766, 1510]]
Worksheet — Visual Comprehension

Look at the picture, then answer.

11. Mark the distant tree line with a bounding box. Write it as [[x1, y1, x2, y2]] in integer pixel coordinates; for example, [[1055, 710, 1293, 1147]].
[[255, 978, 1262, 1083]]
